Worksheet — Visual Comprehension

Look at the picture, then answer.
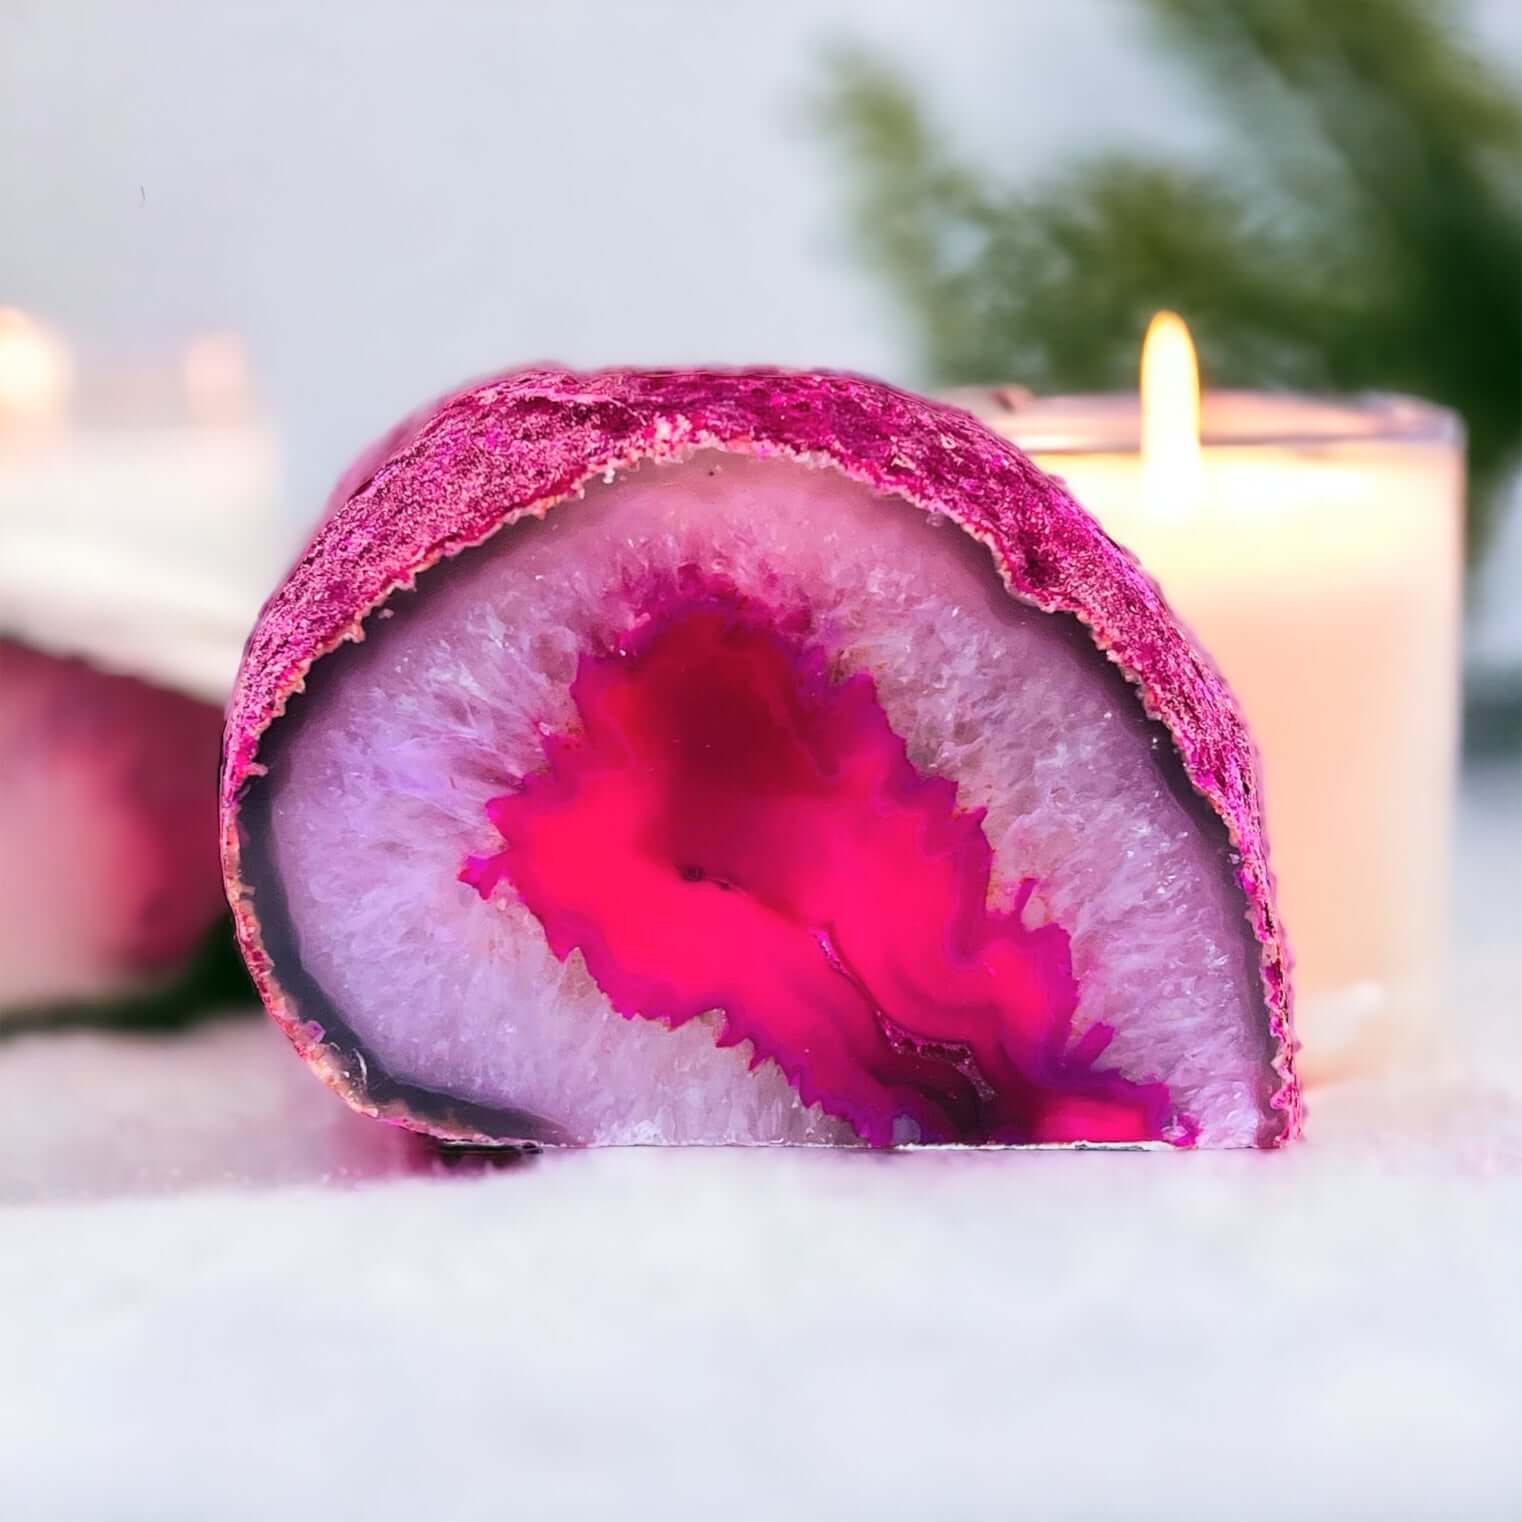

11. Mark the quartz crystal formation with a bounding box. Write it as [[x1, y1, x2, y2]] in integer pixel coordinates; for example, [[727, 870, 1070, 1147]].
[[224, 368, 1300, 1148]]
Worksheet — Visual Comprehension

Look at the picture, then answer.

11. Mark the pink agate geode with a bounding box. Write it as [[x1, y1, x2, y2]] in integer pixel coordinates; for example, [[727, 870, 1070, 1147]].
[[223, 367, 1300, 1148], [1, 639, 226, 1013]]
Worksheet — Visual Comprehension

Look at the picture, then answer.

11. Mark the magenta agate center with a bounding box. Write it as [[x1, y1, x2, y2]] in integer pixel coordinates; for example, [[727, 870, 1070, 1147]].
[[462, 589, 1179, 1146]]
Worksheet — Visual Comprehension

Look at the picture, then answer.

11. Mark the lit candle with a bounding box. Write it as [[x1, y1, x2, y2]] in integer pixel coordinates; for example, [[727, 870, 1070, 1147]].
[[955, 315, 1464, 1081], [0, 317, 286, 701]]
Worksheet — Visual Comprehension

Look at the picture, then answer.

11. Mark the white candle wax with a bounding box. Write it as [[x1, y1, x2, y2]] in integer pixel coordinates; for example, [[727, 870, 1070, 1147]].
[[0, 426, 283, 701], [958, 384, 1464, 1080], [0, 325, 287, 703]]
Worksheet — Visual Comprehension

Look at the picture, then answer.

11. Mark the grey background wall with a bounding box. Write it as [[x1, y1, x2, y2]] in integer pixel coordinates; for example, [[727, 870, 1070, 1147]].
[[4, 0, 1521, 525]]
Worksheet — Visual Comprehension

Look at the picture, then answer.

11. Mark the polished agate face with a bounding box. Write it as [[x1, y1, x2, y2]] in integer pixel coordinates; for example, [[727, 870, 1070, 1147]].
[[246, 451, 1272, 1147], [0, 639, 224, 1014]]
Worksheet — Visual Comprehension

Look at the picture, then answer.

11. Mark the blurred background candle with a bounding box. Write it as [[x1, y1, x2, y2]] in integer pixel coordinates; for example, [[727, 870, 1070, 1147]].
[[956, 314, 1465, 1081], [0, 312, 285, 702]]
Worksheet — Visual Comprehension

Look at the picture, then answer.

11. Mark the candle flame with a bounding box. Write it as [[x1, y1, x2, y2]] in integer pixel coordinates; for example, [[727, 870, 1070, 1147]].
[[1140, 311, 1202, 513], [0, 309, 72, 432]]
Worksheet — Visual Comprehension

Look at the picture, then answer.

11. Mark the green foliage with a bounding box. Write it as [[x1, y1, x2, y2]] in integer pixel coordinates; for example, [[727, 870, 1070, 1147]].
[[820, 0, 1522, 556]]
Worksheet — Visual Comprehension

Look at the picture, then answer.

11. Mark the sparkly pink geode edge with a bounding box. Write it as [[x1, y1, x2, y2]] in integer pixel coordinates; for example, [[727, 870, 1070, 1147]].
[[221, 366, 1301, 1147]]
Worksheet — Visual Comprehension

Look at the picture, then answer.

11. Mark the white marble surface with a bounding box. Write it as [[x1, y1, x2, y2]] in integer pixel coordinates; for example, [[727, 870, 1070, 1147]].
[[1, 763, 1518, 1521]]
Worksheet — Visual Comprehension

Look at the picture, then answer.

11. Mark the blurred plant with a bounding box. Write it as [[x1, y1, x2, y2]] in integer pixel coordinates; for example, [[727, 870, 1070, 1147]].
[[819, 0, 1522, 558]]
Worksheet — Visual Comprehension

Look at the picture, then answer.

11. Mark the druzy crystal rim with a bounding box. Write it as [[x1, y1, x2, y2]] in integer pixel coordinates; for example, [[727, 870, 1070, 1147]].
[[222, 365, 1301, 1148]]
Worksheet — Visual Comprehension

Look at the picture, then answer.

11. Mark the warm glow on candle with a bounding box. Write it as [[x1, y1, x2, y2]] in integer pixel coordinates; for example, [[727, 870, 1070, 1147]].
[[184, 333, 254, 424], [966, 356, 1462, 1084], [0, 309, 72, 431], [1140, 310, 1202, 513]]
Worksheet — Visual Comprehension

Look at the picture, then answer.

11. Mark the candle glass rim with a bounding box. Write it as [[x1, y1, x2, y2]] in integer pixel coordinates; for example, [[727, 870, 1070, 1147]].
[[947, 386, 1462, 454]]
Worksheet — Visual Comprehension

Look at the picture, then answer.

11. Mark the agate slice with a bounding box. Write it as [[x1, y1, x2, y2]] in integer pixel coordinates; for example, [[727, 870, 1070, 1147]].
[[223, 368, 1299, 1148], [1, 639, 225, 1014]]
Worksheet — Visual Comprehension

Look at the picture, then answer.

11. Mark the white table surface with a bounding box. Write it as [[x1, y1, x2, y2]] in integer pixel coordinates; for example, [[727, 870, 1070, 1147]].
[[2, 762, 1518, 1521]]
